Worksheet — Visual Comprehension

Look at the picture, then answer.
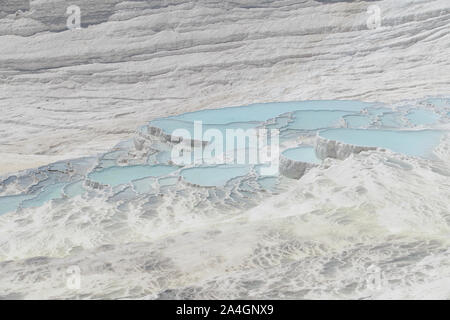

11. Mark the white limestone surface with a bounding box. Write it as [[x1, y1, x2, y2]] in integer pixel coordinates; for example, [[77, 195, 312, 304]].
[[0, 0, 450, 300], [1, 0, 449, 174]]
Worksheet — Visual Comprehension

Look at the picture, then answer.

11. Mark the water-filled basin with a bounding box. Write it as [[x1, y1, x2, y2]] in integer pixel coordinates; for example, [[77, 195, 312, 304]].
[[406, 109, 440, 126], [282, 146, 321, 164], [88, 165, 178, 187], [319, 129, 442, 158], [180, 165, 251, 187]]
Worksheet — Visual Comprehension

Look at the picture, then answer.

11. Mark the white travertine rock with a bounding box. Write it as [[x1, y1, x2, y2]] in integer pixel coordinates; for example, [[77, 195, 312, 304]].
[[0, 0, 449, 174], [279, 154, 317, 179], [315, 134, 377, 160], [1, 0, 450, 301]]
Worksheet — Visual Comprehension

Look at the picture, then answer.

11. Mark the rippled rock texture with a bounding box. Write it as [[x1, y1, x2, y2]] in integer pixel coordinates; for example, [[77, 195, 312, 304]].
[[315, 134, 377, 160], [0, 1, 450, 300], [279, 154, 317, 179], [1, 0, 450, 173]]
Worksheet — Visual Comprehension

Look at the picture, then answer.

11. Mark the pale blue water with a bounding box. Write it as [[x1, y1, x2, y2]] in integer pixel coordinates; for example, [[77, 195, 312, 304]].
[[155, 151, 172, 163], [132, 177, 157, 194], [64, 180, 85, 198], [168, 100, 372, 125], [1, 99, 446, 216], [98, 159, 117, 168], [265, 116, 291, 130], [181, 165, 251, 187], [406, 109, 440, 126], [0, 194, 34, 215], [282, 146, 321, 164], [369, 107, 393, 116], [257, 176, 278, 191], [344, 115, 372, 128], [150, 119, 259, 141], [159, 176, 178, 187], [89, 165, 178, 187], [21, 183, 66, 209], [287, 110, 350, 130], [380, 112, 403, 128], [320, 129, 442, 158]]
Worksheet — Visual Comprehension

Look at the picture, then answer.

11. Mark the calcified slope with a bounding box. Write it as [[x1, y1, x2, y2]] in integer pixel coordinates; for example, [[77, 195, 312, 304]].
[[0, 0, 450, 300], [1, 144, 450, 299], [0, 97, 449, 299], [0, 0, 450, 173]]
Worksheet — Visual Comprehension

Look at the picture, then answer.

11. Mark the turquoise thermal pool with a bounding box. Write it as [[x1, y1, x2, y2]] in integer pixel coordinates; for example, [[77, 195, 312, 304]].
[[0, 194, 35, 215], [0, 183, 66, 214], [180, 165, 252, 187], [406, 109, 440, 126], [21, 183, 66, 209], [63, 180, 85, 198], [282, 146, 321, 164], [169, 100, 371, 124], [319, 129, 443, 158], [88, 165, 178, 187], [344, 115, 372, 128], [149, 100, 374, 135], [287, 110, 350, 130], [0, 99, 448, 216]]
